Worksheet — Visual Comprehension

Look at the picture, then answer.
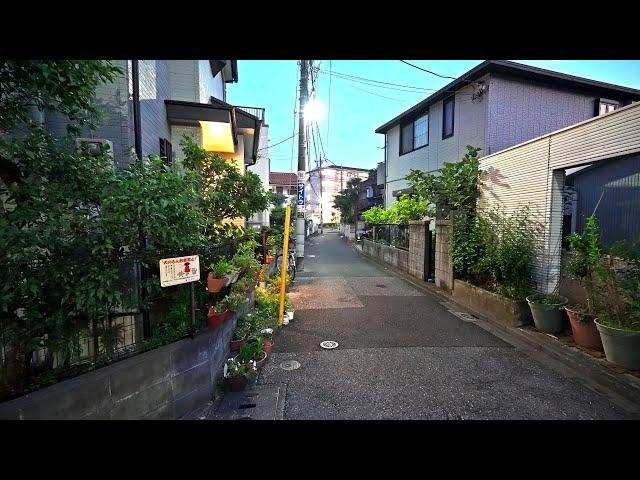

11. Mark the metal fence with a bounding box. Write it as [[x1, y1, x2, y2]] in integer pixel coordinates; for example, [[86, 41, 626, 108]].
[[0, 239, 241, 402], [373, 224, 409, 250]]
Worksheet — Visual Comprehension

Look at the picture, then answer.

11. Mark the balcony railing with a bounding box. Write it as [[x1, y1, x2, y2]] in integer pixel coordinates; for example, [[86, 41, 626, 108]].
[[236, 106, 265, 123]]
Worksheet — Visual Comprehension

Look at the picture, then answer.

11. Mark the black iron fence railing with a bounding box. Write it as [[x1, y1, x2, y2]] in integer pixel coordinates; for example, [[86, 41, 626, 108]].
[[371, 224, 409, 250], [0, 238, 246, 403]]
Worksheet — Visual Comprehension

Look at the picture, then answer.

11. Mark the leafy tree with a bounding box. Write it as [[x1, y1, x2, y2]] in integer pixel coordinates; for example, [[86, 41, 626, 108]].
[[333, 177, 363, 224], [180, 137, 268, 241], [406, 145, 481, 218], [393, 194, 433, 224]]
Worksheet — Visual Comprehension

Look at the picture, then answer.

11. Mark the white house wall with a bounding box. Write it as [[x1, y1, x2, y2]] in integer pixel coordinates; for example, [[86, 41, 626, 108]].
[[197, 60, 226, 103], [384, 76, 489, 206], [479, 102, 640, 294], [139, 60, 171, 159]]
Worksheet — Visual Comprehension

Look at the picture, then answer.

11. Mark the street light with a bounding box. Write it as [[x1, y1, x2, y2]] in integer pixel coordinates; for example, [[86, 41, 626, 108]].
[[304, 98, 325, 123]]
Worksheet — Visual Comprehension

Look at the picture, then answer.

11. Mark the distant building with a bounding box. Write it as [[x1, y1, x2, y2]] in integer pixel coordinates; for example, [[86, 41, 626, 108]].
[[305, 165, 370, 224], [269, 171, 298, 204]]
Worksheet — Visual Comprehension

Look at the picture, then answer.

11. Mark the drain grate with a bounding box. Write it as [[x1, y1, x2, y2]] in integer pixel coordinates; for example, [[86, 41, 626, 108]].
[[279, 360, 301, 370], [320, 340, 339, 349], [375, 284, 387, 288], [449, 311, 479, 322]]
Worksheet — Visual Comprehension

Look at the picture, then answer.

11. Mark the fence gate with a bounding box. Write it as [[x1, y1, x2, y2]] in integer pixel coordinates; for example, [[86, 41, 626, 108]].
[[423, 226, 435, 281]]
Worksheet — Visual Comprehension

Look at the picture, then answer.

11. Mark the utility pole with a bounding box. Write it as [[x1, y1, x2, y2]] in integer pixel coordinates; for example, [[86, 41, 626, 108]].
[[296, 60, 308, 271], [319, 157, 324, 234]]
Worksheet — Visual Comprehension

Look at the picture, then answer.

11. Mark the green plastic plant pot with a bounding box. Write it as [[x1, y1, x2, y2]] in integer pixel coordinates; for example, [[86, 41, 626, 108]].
[[595, 320, 640, 371], [526, 295, 568, 334]]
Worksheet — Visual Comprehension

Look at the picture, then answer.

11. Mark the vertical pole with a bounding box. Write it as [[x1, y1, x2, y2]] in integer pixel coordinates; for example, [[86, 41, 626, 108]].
[[190, 282, 196, 338], [296, 60, 308, 271], [278, 205, 291, 326], [319, 159, 324, 234]]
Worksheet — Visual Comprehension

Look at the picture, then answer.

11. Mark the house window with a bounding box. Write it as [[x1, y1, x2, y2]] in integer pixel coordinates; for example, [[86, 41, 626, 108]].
[[276, 186, 283, 195], [159, 138, 172, 165], [595, 98, 620, 116], [400, 111, 429, 155], [288, 186, 297, 195], [442, 96, 455, 139]]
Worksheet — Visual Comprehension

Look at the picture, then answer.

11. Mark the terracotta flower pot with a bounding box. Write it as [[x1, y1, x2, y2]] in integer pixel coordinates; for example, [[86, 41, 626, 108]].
[[207, 273, 226, 293], [207, 306, 228, 328], [225, 374, 249, 392], [230, 337, 244, 352], [263, 337, 274, 354], [565, 307, 603, 351], [265, 255, 274, 264]]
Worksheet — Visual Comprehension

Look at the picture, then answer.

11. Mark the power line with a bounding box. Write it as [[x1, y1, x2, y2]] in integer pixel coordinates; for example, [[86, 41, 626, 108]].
[[259, 132, 298, 151], [314, 66, 435, 92], [399, 60, 477, 85], [347, 84, 412, 102], [314, 65, 476, 97]]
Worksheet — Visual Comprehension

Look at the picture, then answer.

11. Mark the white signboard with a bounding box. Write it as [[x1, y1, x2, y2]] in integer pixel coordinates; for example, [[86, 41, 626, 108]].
[[159, 255, 200, 287]]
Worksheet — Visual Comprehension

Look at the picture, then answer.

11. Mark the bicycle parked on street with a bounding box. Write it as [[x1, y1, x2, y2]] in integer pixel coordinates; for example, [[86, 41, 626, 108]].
[[274, 248, 296, 281]]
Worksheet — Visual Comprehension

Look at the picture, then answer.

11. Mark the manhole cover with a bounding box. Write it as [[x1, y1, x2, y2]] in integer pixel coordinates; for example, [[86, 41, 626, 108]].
[[320, 340, 339, 349], [279, 360, 301, 370]]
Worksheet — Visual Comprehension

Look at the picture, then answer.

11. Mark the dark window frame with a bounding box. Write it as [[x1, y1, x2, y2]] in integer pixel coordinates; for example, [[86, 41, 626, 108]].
[[594, 98, 620, 117], [159, 138, 173, 165], [399, 109, 429, 156], [442, 96, 455, 140]]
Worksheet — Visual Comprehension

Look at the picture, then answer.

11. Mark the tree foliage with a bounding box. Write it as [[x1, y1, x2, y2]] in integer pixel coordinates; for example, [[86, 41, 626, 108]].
[[406, 145, 481, 218], [0, 61, 270, 395], [333, 177, 363, 224]]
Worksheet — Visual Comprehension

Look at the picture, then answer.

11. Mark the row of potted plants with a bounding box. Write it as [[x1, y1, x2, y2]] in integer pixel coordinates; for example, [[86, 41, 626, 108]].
[[223, 276, 295, 391], [525, 216, 640, 370]]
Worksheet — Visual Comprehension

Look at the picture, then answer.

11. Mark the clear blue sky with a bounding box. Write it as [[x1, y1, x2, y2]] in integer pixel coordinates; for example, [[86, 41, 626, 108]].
[[227, 60, 640, 174]]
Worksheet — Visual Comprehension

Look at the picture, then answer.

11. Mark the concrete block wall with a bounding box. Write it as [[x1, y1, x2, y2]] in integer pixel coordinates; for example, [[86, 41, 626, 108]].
[[361, 238, 410, 275], [408, 221, 428, 280], [0, 290, 256, 420], [435, 220, 453, 291]]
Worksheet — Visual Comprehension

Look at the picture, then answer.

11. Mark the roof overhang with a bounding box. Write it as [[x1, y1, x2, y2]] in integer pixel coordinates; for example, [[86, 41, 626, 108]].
[[222, 60, 238, 83], [375, 60, 640, 134], [210, 97, 262, 165], [165, 99, 237, 153]]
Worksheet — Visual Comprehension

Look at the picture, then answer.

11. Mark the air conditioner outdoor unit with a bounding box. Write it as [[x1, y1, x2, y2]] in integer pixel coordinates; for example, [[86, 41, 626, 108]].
[[75, 138, 114, 158]]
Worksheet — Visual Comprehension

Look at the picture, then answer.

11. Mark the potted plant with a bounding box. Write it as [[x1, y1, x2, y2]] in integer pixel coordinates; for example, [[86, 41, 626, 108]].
[[564, 216, 604, 350], [237, 336, 267, 369], [222, 291, 247, 316], [225, 265, 241, 286], [285, 299, 294, 322], [526, 292, 568, 334], [223, 357, 257, 392], [230, 316, 252, 352], [207, 302, 228, 328], [593, 243, 640, 370], [260, 328, 275, 354], [207, 259, 231, 293]]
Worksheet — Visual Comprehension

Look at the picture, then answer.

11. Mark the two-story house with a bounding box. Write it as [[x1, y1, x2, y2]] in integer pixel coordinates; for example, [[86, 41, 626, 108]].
[[46, 60, 267, 228], [376, 60, 640, 207]]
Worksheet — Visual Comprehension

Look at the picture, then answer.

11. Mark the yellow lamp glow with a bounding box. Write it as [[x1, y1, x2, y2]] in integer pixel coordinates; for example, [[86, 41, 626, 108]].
[[199, 121, 235, 153]]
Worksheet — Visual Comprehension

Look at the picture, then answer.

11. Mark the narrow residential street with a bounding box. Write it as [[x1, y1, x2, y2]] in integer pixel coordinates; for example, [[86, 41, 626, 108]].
[[256, 230, 636, 420]]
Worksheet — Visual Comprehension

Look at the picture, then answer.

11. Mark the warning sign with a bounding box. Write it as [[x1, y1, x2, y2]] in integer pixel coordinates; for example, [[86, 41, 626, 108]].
[[159, 255, 200, 287]]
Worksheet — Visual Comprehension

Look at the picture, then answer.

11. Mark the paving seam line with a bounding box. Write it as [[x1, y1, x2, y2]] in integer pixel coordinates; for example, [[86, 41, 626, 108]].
[[354, 244, 640, 410]]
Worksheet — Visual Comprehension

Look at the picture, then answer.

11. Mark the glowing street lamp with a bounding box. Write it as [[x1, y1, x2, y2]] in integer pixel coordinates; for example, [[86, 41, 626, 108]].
[[304, 98, 325, 123]]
